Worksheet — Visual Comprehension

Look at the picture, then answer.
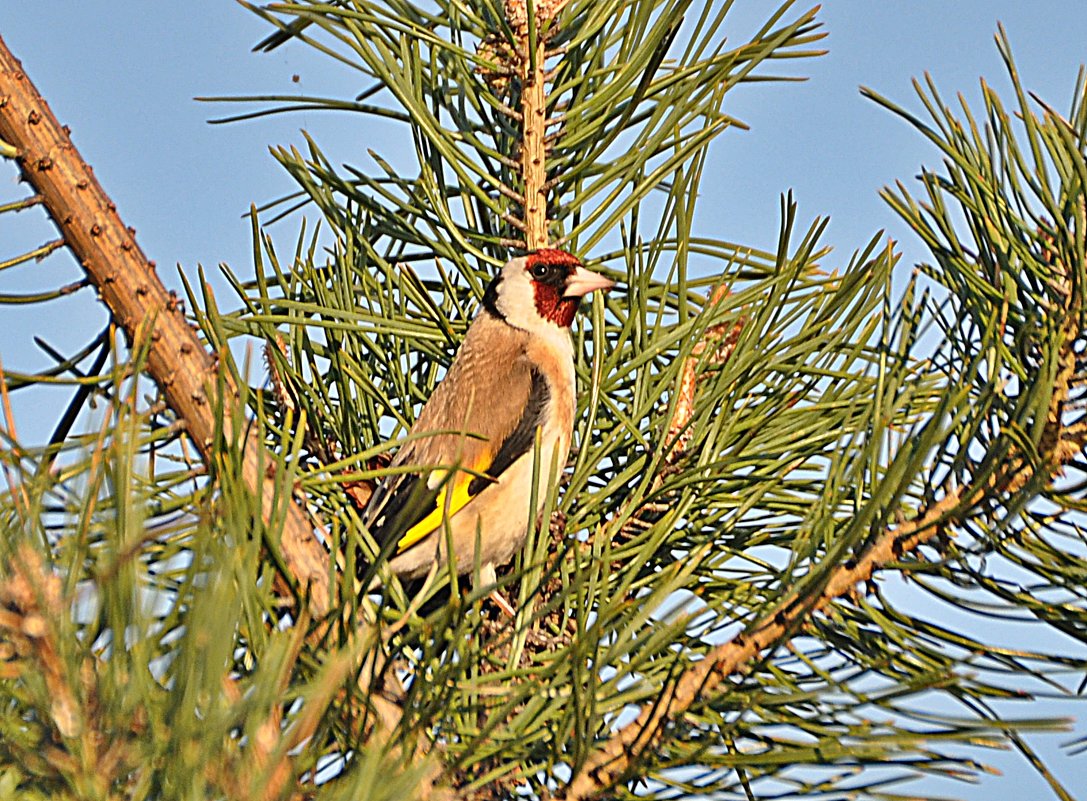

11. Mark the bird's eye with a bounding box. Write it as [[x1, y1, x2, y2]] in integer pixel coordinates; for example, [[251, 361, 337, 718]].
[[531, 263, 551, 279]]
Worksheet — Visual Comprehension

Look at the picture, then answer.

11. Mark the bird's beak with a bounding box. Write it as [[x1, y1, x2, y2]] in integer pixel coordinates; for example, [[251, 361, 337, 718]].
[[563, 266, 615, 299]]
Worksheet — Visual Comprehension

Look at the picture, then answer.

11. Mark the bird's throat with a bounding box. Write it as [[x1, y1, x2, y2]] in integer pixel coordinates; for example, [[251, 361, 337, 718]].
[[533, 283, 578, 328]]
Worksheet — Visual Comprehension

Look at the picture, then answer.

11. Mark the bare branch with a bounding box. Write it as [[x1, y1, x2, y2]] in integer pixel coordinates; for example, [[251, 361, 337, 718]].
[[505, 0, 569, 248], [0, 35, 332, 616]]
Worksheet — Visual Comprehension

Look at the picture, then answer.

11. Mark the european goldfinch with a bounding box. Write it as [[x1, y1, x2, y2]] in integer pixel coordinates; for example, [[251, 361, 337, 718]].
[[363, 249, 613, 593]]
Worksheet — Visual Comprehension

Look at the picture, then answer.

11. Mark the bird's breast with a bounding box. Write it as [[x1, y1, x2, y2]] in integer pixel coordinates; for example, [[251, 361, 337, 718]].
[[525, 330, 577, 436]]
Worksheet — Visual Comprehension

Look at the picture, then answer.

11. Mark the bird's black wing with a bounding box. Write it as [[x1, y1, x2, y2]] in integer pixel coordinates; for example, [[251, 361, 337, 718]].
[[466, 367, 550, 495], [361, 448, 441, 549]]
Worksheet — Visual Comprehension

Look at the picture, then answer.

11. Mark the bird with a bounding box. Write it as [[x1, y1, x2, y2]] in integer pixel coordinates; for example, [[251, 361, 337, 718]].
[[361, 249, 613, 604]]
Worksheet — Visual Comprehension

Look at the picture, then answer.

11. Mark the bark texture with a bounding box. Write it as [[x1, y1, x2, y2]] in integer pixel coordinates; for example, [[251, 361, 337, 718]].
[[0, 35, 332, 616]]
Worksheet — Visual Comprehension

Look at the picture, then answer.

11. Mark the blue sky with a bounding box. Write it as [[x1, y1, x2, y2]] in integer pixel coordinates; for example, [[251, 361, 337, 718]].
[[3, 2, 1087, 797]]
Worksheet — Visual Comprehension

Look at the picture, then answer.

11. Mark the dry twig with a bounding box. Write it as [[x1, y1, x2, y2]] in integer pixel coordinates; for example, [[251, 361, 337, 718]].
[[664, 284, 744, 462]]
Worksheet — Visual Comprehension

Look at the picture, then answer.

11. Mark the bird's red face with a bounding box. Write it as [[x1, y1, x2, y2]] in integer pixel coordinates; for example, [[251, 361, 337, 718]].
[[483, 249, 614, 333], [525, 249, 613, 328]]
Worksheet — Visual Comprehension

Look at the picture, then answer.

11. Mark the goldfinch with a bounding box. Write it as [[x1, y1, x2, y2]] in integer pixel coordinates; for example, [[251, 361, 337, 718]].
[[362, 249, 613, 592]]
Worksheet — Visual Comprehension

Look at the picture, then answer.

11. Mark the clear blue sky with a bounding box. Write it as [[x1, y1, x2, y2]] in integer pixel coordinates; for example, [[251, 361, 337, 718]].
[[3, 2, 1087, 797]]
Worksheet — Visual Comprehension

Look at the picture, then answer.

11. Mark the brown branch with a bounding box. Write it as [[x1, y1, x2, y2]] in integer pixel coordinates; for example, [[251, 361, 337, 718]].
[[0, 41, 438, 796], [511, 13, 547, 247], [506, 0, 569, 248], [0, 36, 332, 616], [561, 275, 1085, 800]]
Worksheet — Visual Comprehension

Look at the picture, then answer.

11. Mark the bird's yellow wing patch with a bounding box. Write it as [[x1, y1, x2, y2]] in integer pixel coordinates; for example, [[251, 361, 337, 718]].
[[394, 455, 493, 554]]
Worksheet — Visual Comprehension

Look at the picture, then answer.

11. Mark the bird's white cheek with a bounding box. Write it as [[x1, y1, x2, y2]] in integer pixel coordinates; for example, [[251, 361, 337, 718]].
[[494, 275, 538, 327]]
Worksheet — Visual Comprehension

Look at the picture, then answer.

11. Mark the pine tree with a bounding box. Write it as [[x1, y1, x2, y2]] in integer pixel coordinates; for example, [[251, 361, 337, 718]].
[[0, 3, 1085, 799]]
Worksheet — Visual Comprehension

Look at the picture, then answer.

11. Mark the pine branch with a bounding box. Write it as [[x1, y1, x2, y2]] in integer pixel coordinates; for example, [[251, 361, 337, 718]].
[[561, 234, 1087, 800], [181, 5, 1086, 798], [0, 35, 331, 616]]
